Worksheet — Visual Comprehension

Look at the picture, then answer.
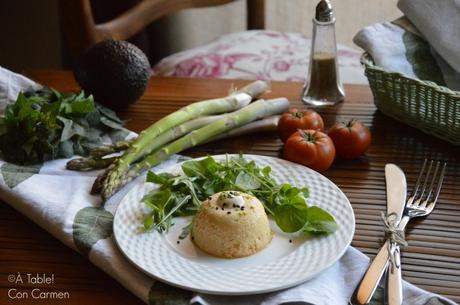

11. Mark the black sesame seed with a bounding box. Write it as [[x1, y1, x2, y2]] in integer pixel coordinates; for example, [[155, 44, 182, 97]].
[[227, 211, 231, 214], [215, 207, 218, 210], [240, 207, 245, 210], [221, 207, 224, 210]]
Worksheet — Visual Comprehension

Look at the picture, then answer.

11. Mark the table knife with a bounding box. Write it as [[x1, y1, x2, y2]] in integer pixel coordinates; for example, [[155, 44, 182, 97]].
[[385, 164, 407, 305], [350, 164, 407, 305]]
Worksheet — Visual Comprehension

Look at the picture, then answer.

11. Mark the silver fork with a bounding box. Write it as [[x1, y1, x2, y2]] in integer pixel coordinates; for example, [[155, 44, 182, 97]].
[[386, 160, 447, 305], [351, 159, 446, 305]]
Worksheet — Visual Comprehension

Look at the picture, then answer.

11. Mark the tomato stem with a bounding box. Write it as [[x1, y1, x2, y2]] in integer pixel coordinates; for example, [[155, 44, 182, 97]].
[[298, 129, 316, 143], [346, 119, 356, 128], [290, 111, 304, 118]]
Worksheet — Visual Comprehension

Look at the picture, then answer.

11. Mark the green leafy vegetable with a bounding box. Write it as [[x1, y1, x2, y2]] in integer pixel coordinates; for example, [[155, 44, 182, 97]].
[[0, 88, 126, 164], [142, 155, 337, 236], [274, 201, 309, 233], [303, 206, 338, 235]]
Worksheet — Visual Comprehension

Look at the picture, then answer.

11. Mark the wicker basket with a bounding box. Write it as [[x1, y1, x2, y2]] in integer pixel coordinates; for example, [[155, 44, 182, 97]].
[[361, 52, 460, 145]]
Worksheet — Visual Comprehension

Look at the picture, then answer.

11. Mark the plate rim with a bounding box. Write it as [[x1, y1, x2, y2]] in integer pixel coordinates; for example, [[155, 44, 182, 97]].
[[113, 154, 355, 295]]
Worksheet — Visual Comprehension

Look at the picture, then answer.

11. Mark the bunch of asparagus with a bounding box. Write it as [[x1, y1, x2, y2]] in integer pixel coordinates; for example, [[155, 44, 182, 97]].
[[66, 80, 290, 201]]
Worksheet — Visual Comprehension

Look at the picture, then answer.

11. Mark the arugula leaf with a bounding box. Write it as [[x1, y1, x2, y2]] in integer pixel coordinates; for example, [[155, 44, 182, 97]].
[[303, 206, 338, 235], [235, 171, 261, 190]]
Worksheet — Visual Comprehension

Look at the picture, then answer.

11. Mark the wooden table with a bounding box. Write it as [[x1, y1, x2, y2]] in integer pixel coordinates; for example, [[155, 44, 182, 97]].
[[1, 71, 459, 304]]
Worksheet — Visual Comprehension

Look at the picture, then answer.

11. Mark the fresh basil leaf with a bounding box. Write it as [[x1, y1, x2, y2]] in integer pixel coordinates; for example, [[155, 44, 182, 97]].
[[100, 116, 125, 130], [274, 200, 308, 233], [181, 156, 218, 178], [68, 96, 95, 114], [235, 171, 261, 190], [146, 171, 169, 184], [303, 206, 338, 235], [85, 110, 101, 126], [97, 103, 124, 124], [109, 129, 130, 143], [58, 116, 86, 142]]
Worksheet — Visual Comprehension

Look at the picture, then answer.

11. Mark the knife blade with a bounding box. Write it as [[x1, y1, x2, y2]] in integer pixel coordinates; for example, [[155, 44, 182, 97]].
[[385, 164, 407, 305], [350, 164, 406, 305], [385, 164, 407, 221]]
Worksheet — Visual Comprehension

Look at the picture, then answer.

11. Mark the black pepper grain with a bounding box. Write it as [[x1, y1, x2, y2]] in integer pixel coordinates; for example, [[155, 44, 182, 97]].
[[289, 240, 292, 243], [177, 241, 180, 244]]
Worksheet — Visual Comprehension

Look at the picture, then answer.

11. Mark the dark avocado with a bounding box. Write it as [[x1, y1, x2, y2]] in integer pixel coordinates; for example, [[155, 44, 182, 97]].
[[74, 40, 151, 109]]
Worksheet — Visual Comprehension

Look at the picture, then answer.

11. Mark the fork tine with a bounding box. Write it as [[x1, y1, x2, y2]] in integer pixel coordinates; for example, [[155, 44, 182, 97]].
[[426, 162, 447, 212], [420, 161, 440, 208], [407, 159, 427, 207], [413, 160, 433, 208]]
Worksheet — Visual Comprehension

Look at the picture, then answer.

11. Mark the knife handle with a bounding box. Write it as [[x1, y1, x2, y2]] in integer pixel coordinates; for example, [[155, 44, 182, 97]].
[[352, 239, 391, 305], [351, 216, 410, 305], [387, 245, 403, 305]]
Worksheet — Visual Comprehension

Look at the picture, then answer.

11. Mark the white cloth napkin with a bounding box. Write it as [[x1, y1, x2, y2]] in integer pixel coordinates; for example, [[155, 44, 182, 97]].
[[0, 66, 42, 113], [193, 246, 456, 305], [354, 21, 417, 78], [353, 17, 460, 90], [0, 67, 457, 305], [398, 0, 460, 74]]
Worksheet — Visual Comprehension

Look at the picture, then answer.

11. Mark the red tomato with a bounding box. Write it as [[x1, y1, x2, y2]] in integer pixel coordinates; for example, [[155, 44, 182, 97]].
[[278, 108, 324, 142], [328, 119, 371, 159], [283, 129, 335, 172]]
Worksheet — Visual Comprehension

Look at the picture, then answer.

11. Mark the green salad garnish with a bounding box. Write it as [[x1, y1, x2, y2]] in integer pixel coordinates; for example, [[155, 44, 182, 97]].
[[142, 155, 337, 236]]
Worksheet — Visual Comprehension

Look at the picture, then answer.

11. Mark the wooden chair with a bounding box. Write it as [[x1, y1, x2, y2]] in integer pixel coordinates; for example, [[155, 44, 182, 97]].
[[60, 0, 265, 60], [59, 0, 364, 83]]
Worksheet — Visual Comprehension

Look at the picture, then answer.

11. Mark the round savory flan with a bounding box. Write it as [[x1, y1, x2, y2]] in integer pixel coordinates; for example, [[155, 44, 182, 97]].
[[191, 191, 272, 258]]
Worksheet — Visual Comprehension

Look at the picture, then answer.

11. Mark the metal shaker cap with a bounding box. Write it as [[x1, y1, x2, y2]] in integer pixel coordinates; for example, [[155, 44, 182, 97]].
[[315, 0, 334, 22]]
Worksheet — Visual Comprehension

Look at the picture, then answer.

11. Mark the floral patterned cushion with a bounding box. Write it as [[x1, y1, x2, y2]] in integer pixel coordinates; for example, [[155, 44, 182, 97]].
[[152, 30, 366, 84]]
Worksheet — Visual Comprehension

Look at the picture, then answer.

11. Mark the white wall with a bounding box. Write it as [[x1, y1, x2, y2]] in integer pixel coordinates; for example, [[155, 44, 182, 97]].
[[266, 0, 401, 48], [157, 0, 401, 55]]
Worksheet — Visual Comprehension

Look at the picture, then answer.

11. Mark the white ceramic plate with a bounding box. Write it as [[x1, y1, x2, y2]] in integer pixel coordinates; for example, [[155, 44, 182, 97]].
[[113, 154, 355, 295]]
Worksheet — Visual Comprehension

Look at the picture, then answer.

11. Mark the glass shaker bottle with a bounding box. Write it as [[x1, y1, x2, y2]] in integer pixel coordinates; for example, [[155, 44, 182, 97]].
[[301, 0, 345, 106]]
